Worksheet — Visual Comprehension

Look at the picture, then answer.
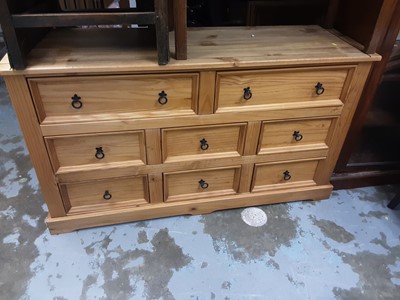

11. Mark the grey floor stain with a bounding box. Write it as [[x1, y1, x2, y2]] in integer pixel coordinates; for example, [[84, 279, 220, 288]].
[[359, 211, 389, 220], [137, 230, 149, 244], [310, 216, 355, 243], [99, 228, 192, 300], [201, 204, 298, 262], [221, 281, 231, 289], [286, 274, 305, 287], [0, 148, 46, 298], [333, 233, 400, 300], [352, 186, 398, 205], [80, 274, 98, 300], [84, 230, 114, 255], [266, 259, 280, 270]]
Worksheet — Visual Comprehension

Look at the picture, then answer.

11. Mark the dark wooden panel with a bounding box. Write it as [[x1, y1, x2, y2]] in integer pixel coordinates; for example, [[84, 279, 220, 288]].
[[154, 0, 170, 65], [12, 12, 156, 28], [334, 0, 397, 53], [173, 0, 187, 60]]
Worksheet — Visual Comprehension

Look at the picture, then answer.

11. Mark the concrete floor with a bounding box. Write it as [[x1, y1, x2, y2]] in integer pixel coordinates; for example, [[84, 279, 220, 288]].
[[1, 76, 400, 300]]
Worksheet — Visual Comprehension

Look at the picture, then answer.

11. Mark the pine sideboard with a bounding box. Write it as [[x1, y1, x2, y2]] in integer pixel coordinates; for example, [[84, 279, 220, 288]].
[[0, 26, 380, 233]]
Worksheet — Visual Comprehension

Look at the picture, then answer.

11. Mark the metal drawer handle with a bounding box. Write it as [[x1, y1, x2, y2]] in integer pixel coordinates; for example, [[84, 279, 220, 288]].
[[199, 179, 209, 189], [243, 87, 252, 100], [200, 138, 209, 150], [283, 170, 291, 181], [315, 82, 325, 95], [71, 94, 83, 109], [95, 147, 105, 159], [158, 91, 168, 105], [103, 190, 112, 200], [293, 131, 303, 141]]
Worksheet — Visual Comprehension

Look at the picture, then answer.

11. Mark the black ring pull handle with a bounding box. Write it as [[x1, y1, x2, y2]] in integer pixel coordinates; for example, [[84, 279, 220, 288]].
[[283, 170, 292, 181], [243, 87, 252, 100], [103, 190, 112, 200], [71, 94, 83, 109], [200, 138, 209, 150], [293, 131, 303, 141], [158, 91, 168, 105], [315, 82, 325, 95], [95, 147, 105, 160], [199, 179, 209, 189]]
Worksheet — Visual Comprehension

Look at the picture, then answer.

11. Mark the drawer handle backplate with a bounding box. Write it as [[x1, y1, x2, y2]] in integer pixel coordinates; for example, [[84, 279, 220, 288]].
[[283, 170, 292, 181], [103, 190, 112, 200], [95, 147, 105, 159], [243, 87, 252, 100], [293, 131, 303, 141], [158, 91, 168, 105], [71, 94, 83, 109], [315, 82, 325, 95], [200, 138, 209, 150], [199, 179, 209, 189]]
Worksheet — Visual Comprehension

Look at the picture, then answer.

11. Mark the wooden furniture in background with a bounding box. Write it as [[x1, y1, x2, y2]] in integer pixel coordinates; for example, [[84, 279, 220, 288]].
[[0, 26, 378, 233], [332, 0, 400, 189], [0, 0, 181, 68]]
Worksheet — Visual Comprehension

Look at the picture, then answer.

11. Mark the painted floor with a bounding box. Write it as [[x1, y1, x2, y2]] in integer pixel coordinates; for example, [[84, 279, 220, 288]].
[[1, 77, 400, 300]]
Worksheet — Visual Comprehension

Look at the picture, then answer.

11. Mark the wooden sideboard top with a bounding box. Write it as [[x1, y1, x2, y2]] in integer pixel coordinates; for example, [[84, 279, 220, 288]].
[[0, 25, 381, 75]]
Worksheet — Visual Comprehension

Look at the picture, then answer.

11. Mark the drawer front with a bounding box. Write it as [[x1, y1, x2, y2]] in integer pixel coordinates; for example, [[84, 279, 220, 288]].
[[252, 160, 319, 192], [29, 73, 199, 122], [164, 166, 241, 202], [259, 118, 332, 154], [46, 131, 146, 172], [162, 124, 246, 162], [216, 67, 349, 111], [61, 176, 149, 214]]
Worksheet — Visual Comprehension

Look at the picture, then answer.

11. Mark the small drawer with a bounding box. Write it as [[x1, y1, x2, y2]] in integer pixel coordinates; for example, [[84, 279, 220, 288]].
[[164, 166, 241, 202], [46, 131, 146, 173], [29, 73, 199, 123], [216, 67, 350, 111], [252, 160, 319, 192], [61, 176, 149, 214], [259, 118, 333, 154], [161, 124, 246, 162]]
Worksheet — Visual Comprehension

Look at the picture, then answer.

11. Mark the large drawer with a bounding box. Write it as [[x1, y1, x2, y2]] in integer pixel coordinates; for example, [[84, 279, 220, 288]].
[[29, 73, 199, 123], [161, 123, 246, 162], [61, 176, 149, 215], [252, 160, 320, 192], [46, 130, 146, 173], [164, 166, 241, 202], [215, 67, 350, 112], [258, 118, 333, 154]]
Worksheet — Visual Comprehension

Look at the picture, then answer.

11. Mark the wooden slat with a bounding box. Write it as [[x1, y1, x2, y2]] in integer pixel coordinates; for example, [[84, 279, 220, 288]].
[[148, 173, 164, 203], [173, 0, 187, 60], [145, 129, 162, 165], [243, 121, 261, 156], [12, 12, 156, 28], [198, 71, 215, 114], [3, 76, 66, 217], [154, 0, 169, 65], [238, 163, 254, 193]]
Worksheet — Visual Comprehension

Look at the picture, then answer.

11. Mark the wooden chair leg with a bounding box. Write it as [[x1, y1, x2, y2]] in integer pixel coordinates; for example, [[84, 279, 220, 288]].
[[154, 0, 170, 65], [387, 192, 400, 209]]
